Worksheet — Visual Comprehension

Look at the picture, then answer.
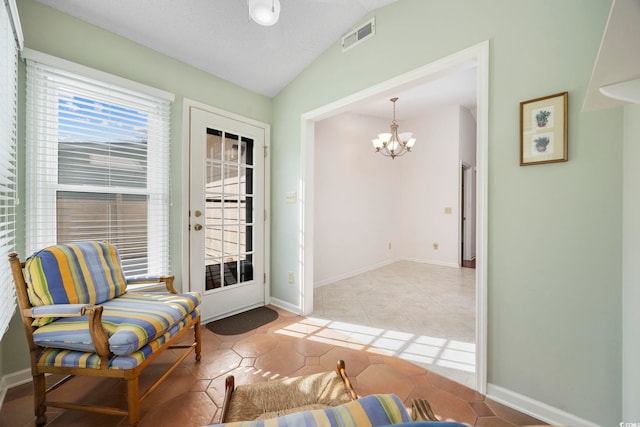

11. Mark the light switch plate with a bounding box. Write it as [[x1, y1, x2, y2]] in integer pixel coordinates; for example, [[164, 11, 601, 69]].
[[286, 192, 297, 203]]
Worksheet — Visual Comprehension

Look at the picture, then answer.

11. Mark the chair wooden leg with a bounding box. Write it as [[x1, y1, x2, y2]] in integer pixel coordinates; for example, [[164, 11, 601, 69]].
[[33, 373, 47, 426], [194, 321, 202, 362], [127, 377, 140, 426]]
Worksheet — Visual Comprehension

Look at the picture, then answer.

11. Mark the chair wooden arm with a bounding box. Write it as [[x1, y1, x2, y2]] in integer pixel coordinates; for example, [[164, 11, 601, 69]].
[[220, 375, 235, 423], [160, 275, 177, 294], [81, 305, 111, 359], [126, 275, 177, 294], [411, 398, 438, 421], [336, 359, 357, 400], [8, 244, 201, 426]]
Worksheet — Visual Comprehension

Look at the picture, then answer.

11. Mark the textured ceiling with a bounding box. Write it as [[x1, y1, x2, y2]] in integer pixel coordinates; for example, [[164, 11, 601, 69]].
[[35, 0, 477, 117], [36, 0, 401, 97]]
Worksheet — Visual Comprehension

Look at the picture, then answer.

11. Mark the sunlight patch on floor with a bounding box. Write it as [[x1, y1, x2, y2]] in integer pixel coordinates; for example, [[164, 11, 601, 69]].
[[275, 317, 475, 373]]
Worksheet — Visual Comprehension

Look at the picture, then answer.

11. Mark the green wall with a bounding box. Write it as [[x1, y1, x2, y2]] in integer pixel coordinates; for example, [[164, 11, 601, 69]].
[[2, 0, 272, 375], [623, 103, 640, 421], [271, 0, 621, 425], [2, 0, 625, 425]]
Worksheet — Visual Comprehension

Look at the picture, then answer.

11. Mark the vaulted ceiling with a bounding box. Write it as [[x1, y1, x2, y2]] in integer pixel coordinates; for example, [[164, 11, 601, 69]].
[[36, 0, 477, 116]]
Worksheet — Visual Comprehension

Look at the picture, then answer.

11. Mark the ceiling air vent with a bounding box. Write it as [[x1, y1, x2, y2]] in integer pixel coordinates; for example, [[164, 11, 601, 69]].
[[341, 17, 375, 52]]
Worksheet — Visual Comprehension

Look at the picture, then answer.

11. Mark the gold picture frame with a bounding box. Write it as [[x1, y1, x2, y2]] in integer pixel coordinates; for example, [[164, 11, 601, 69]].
[[520, 92, 568, 166]]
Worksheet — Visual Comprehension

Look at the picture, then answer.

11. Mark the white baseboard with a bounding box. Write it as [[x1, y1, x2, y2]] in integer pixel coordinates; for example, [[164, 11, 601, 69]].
[[403, 257, 460, 269], [313, 258, 401, 288], [2, 368, 32, 389], [269, 297, 301, 315], [487, 383, 600, 427], [1, 368, 32, 411], [313, 256, 461, 288]]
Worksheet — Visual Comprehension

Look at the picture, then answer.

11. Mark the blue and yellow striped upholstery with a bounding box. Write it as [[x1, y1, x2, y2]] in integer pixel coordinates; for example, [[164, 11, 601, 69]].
[[12, 241, 202, 425], [208, 394, 411, 427], [36, 310, 199, 370], [22, 241, 201, 364], [25, 242, 127, 315], [32, 292, 201, 356], [31, 304, 88, 319]]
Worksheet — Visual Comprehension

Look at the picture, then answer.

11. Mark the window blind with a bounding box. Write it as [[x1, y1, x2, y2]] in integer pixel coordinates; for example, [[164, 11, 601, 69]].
[[26, 57, 172, 278], [0, 0, 21, 340]]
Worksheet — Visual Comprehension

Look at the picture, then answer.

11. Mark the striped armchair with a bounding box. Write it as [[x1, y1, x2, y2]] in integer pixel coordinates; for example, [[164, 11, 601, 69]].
[[9, 241, 202, 426]]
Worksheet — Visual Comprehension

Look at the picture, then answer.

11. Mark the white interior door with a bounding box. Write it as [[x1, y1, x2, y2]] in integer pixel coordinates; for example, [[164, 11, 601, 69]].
[[189, 106, 266, 322]]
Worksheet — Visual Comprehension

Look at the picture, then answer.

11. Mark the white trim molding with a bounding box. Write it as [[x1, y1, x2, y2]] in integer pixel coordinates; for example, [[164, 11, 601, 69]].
[[314, 257, 462, 289], [487, 383, 601, 427], [6, 0, 23, 50], [300, 40, 490, 394], [269, 296, 301, 316], [0, 368, 33, 410], [180, 98, 271, 307], [313, 258, 402, 288]]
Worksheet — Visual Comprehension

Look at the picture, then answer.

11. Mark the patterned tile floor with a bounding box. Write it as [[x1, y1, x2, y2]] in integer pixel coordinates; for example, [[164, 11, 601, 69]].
[[313, 261, 477, 388], [0, 307, 546, 427]]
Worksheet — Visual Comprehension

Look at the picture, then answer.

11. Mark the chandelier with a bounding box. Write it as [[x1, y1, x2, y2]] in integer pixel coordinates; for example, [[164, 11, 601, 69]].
[[371, 97, 416, 159], [248, 0, 281, 26]]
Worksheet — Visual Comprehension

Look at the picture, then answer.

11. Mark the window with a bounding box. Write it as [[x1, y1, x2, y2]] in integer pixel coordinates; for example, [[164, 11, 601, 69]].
[[204, 128, 255, 289], [25, 51, 173, 278], [0, 0, 21, 340]]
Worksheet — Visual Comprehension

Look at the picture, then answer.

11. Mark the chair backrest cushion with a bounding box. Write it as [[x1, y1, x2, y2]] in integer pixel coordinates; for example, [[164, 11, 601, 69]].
[[24, 241, 127, 312]]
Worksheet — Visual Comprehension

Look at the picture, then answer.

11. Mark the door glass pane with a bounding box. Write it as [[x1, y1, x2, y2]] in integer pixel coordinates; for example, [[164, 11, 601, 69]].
[[204, 128, 254, 291], [241, 254, 254, 282], [223, 133, 239, 162], [242, 137, 254, 166]]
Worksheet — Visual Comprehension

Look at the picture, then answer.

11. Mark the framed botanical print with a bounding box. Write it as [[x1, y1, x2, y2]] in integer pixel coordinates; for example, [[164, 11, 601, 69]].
[[520, 92, 568, 166]]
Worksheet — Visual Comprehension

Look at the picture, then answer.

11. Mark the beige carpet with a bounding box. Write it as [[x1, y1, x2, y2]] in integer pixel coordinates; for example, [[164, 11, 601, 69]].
[[312, 260, 476, 388]]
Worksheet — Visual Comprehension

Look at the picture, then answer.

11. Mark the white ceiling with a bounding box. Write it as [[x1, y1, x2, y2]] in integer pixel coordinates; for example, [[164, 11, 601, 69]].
[[348, 65, 478, 120], [36, 0, 400, 97], [35, 0, 477, 117]]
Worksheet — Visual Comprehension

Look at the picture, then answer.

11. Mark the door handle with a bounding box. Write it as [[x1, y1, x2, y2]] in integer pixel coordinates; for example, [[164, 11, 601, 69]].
[[194, 224, 203, 231]]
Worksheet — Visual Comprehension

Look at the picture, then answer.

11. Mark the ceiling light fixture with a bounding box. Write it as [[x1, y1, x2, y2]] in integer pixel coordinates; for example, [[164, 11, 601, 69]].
[[248, 0, 281, 26], [372, 97, 416, 159]]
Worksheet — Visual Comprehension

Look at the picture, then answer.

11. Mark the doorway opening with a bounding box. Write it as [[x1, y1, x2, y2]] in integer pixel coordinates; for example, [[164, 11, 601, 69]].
[[299, 41, 489, 393]]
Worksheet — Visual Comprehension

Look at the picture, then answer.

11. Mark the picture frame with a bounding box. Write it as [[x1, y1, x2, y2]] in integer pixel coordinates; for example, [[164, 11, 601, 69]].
[[520, 91, 568, 166]]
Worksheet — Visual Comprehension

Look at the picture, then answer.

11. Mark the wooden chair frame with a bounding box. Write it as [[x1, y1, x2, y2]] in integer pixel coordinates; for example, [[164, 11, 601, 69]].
[[9, 252, 202, 426]]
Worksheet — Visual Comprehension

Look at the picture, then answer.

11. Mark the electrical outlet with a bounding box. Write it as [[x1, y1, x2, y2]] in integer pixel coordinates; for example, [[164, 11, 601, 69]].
[[288, 271, 295, 284], [433, 243, 439, 250]]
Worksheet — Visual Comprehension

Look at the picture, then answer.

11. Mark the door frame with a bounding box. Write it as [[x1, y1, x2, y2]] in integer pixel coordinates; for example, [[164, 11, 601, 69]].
[[181, 98, 271, 317], [299, 41, 489, 393]]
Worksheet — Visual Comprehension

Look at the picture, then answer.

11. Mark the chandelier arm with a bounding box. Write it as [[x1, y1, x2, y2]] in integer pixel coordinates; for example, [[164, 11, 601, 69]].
[[371, 96, 414, 160]]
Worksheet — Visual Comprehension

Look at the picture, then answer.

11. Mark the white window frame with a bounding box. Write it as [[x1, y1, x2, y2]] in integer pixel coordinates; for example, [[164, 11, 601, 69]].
[[0, 0, 22, 340], [24, 49, 174, 278]]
